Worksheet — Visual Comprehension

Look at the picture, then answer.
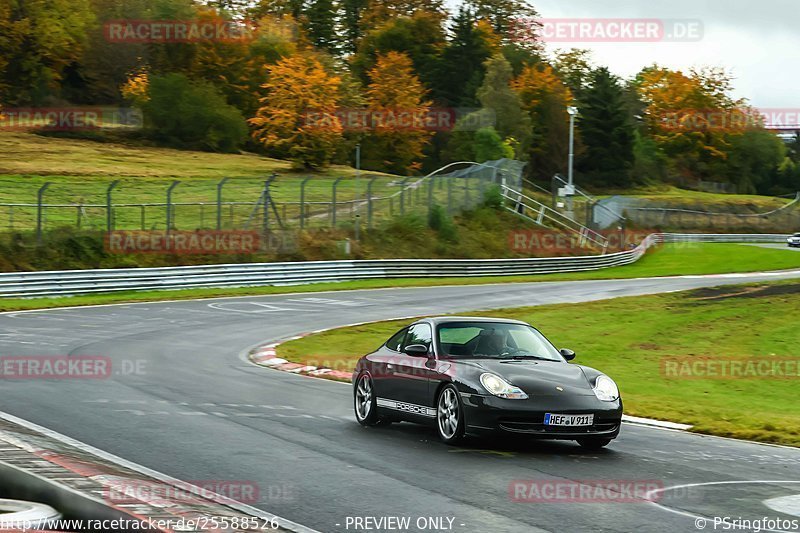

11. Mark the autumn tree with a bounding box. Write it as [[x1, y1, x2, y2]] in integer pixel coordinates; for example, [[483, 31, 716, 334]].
[[250, 53, 343, 169], [352, 12, 445, 90], [553, 49, 594, 99], [465, 0, 538, 44], [362, 51, 432, 174], [512, 62, 574, 180], [0, 0, 96, 105]]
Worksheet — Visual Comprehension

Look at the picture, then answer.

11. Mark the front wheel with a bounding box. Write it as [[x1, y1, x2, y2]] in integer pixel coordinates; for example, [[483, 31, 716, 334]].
[[576, 438, 612, 450], [354, 374, 380, 426], [436, 385, 466, 444]]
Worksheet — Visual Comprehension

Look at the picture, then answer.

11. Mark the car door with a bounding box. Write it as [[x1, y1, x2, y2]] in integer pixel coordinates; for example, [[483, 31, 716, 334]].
[[386, 323, 436, 417]]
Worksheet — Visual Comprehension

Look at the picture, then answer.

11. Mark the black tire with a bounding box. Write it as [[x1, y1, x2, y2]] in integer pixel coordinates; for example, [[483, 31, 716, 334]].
[[436, 384, 466, 444], [576, 438, 612, 450], [354, 374, 384, 426]]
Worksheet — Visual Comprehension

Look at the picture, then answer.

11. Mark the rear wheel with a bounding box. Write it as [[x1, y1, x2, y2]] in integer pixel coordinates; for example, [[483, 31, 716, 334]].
[[436, 385, 466, 444], [576, 438, 612, 450]]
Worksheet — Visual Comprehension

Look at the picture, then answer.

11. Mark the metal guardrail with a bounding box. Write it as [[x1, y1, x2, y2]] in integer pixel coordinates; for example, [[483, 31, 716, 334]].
[[0, 233, 789, 298]]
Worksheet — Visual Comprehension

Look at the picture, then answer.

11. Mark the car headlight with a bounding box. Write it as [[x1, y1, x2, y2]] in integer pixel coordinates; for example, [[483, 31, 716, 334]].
[[592, 375, 619, 402], [479, 373, 528, 400]]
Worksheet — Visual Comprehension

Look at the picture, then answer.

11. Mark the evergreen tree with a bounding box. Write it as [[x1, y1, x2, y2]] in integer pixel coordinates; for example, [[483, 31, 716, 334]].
[[432, 8, 496, 106], [577, 67, 636, 187], [306, 0, 340, 53]]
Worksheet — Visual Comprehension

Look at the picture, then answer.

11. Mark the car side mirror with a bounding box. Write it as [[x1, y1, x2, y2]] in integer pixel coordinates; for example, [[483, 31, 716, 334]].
[[404, 344, 429, 356], [560, 348, 576, 361]]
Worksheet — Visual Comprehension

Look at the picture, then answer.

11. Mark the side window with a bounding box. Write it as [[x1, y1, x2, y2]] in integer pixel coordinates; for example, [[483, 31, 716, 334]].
[[403, 323, 432, 352], [385, 328, 408, 352]]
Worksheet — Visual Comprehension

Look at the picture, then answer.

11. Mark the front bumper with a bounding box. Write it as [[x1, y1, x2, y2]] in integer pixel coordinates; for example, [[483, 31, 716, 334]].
[[461, 392, 622, 439]]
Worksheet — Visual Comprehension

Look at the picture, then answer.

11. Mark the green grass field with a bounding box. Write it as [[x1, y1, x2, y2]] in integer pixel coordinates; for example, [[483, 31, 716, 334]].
[[3, 242, 800, 311], [276, 279, 800, 447], [1, 131, 795, 232]]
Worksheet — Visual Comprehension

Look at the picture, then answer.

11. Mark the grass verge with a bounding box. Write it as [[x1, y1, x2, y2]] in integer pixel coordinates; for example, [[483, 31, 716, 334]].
[[2, 243, 800, 312], [276, 279, 800, 447]]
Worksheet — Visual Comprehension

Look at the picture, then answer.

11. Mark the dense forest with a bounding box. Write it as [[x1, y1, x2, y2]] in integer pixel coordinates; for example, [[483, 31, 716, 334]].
[[2, 0, 799, 193]]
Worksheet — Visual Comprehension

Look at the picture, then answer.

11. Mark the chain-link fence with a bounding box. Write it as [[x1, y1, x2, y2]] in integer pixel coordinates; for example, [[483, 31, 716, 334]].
[[0, 159, 527, 241], [593, 193, 800, 233]]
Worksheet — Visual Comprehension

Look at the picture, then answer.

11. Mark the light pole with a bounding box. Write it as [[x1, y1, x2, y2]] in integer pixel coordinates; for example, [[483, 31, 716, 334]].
[[566, 106, 578, 219]]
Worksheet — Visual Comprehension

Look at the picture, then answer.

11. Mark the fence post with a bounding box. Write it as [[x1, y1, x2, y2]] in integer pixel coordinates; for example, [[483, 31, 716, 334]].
[[367, 177, 377, 230], [399, 178, 409, 214], [36, 182, 51, 246], [331, 177, 343, 226], [300, 177, 311, 229], [166, 181, 180, 238], [427, 177, 434, 215], [106, 180, 120, 233], [447, 178, 453, 213], [216, 177, 229, 230], [76, 201, 82, 229]]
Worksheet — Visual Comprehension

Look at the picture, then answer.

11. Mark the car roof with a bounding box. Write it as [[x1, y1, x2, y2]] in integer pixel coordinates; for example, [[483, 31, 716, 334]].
[[412, 316, 530, 326]]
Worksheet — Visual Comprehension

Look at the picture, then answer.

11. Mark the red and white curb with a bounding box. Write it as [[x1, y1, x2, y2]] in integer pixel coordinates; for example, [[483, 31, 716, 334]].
[[249, 338, 352, 382]]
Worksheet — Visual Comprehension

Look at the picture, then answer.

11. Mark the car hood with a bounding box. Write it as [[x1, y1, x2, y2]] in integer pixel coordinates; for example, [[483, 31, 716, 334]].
[[457, 359, 595, 396]]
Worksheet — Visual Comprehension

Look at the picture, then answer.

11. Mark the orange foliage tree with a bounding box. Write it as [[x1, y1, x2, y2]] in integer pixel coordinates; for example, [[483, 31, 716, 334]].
[[250, 53, 343, 169], [362, 51, 432, 174], [511, 63, 574, 179]]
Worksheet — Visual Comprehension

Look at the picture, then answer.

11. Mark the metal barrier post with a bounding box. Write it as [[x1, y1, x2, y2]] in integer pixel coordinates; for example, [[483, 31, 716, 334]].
[[331, 177, 343, 226], [166, 181, 180, 234], [367, 177, 377, 229], [399, 178, 409, 214], [300, 177, 311, 229]]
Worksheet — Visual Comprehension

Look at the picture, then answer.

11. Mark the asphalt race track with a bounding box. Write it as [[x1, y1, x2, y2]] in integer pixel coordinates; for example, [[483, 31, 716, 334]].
[[3, 271, 800, 533]]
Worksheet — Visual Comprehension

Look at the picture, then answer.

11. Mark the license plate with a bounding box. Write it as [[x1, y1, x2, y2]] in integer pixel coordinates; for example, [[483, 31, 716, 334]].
[[544, 413, 594, 426]]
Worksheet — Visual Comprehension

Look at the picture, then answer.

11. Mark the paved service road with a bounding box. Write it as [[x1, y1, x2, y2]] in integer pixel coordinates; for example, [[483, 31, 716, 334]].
[[2, 271, 800, 533]]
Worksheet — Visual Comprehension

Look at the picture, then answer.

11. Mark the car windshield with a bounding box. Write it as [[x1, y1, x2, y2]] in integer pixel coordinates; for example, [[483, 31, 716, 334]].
[[437, 322, 563, 361]]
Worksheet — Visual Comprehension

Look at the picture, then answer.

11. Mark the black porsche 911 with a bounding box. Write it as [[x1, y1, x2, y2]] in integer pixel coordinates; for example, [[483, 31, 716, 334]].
[[352, 317, 622, 449]]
